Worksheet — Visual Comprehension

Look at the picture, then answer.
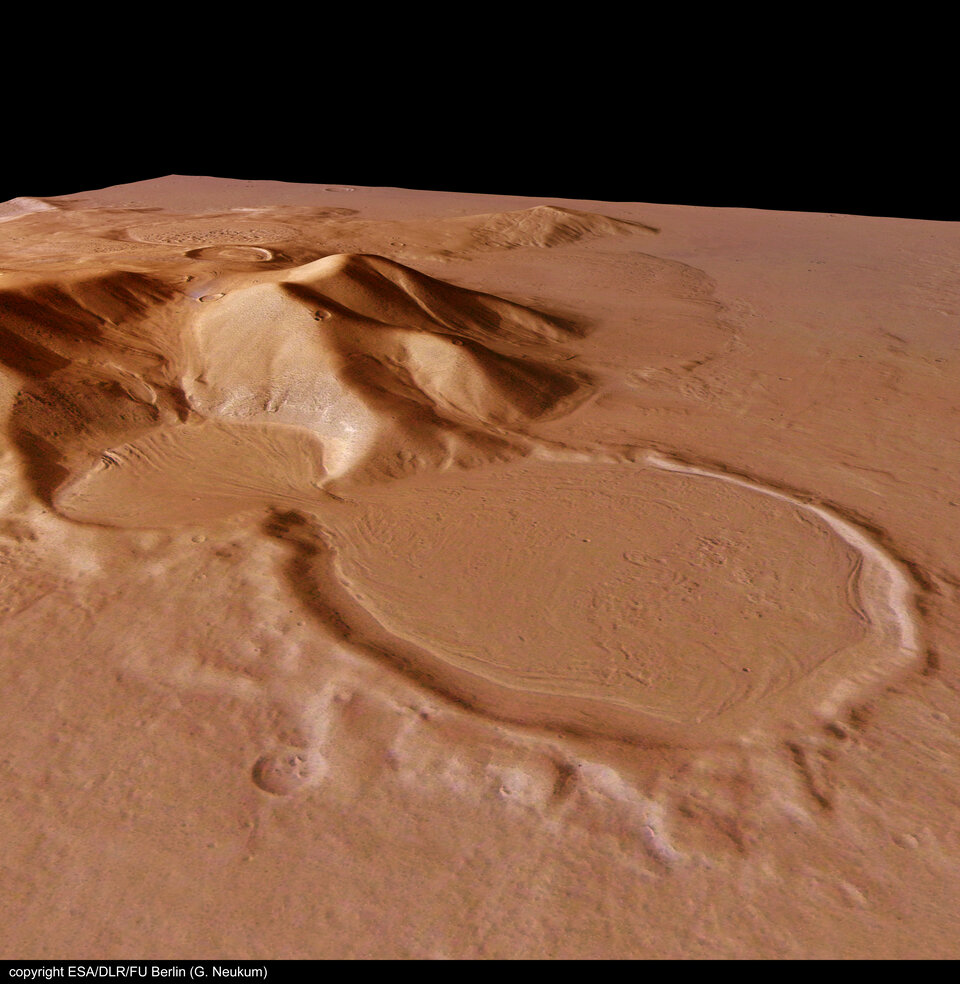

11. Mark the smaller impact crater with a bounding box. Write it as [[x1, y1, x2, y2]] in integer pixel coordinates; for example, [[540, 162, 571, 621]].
[[252, 748, 324, 795], [185, 245, 275, 262]]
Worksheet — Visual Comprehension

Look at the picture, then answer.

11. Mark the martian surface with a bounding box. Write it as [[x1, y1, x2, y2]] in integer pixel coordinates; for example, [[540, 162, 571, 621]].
[[1, 175, 959, 958]]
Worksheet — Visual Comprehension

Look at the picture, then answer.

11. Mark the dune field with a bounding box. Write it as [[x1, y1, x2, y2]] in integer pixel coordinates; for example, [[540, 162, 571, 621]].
[[1, 175, 959, 958]]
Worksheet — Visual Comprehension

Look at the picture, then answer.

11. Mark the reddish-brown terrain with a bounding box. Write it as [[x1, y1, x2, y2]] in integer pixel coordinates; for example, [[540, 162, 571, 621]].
[[2, 175, 959, 957]]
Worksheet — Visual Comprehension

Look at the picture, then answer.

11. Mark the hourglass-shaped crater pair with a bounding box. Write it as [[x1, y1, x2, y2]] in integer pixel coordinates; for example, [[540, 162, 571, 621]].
[[0, 229, 925, 744]]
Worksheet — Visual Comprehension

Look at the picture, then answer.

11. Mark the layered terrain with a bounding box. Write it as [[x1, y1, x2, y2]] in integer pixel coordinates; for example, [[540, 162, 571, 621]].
[[1, 176, 959, 957]]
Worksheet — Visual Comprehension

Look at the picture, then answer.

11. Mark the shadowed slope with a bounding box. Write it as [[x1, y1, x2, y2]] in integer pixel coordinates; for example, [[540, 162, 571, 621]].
[[0, 254, 593, 524]]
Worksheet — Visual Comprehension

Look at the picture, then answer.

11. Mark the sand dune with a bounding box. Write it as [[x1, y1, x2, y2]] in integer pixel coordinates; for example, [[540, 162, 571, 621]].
[[1, 177, 959, 958]]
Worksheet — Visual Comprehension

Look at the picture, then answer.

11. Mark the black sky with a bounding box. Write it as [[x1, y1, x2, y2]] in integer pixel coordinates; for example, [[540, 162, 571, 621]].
[[4, 50, 953, 221]]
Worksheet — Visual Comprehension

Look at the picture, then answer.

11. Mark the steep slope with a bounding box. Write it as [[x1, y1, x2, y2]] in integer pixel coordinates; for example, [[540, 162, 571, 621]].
[[0, 254, 592, 526]]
